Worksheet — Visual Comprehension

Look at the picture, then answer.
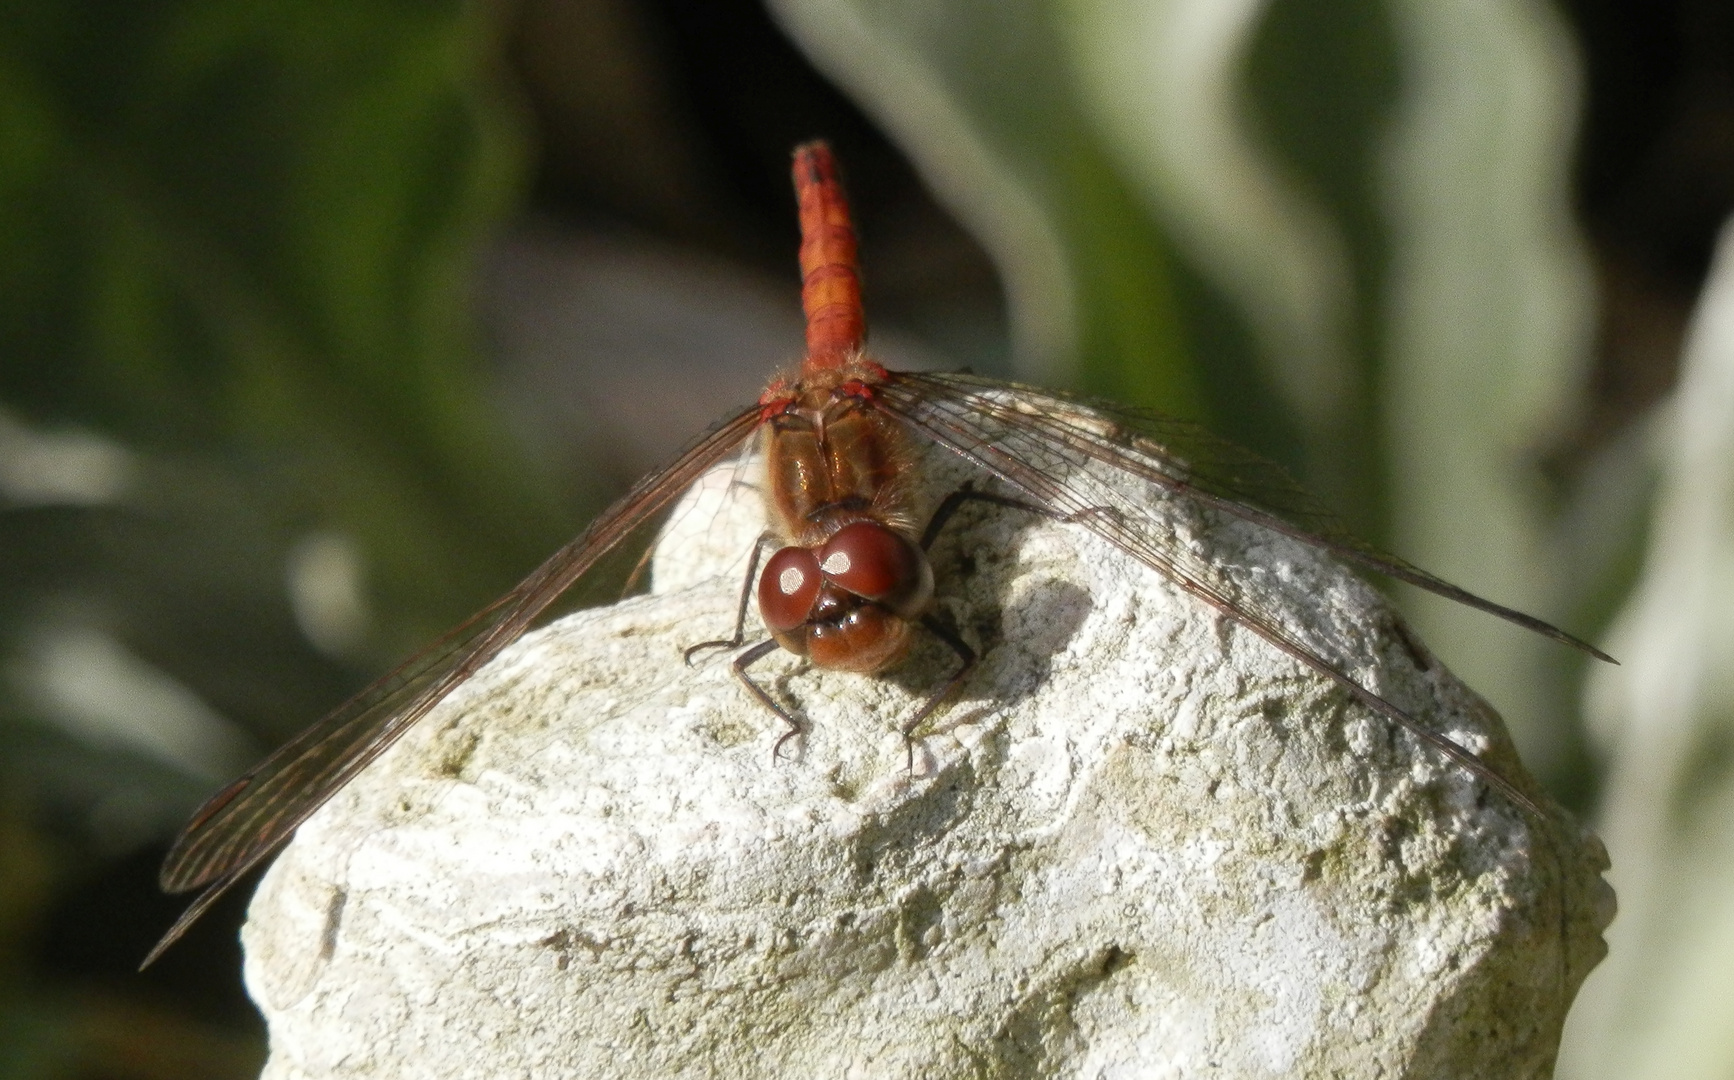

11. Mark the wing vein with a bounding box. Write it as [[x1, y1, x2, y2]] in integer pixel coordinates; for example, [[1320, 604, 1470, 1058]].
[[875, 373, 1548, 820]]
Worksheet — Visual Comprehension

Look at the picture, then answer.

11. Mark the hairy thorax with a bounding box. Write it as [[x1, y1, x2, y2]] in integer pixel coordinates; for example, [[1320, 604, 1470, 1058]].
[[757, 357, 923, 550], [755, 357, 930, 673]]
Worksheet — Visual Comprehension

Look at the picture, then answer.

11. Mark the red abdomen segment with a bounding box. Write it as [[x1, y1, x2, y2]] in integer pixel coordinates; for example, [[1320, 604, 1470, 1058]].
[[793, 142, 865, 368]]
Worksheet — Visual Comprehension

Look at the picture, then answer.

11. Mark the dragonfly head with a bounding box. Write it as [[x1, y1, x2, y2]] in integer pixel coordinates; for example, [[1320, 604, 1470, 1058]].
[[758, 521, 934, 673]]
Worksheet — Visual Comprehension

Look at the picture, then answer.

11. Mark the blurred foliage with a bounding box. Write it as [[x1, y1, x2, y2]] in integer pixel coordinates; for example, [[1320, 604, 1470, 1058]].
[[0, 0, 583, 788], [1559, 222, 1734, 1080], [0, 0, 576, 646], [1, 0, 1731, 1076], [0, 0, 569, 1074], [0, 800, 266, 1078]]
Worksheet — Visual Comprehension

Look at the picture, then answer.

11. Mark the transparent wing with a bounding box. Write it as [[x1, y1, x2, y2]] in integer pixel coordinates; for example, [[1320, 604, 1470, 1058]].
[[144, 403, 763, 967], [888, 371, 1611, 660], [877, 370, 1579, 819]]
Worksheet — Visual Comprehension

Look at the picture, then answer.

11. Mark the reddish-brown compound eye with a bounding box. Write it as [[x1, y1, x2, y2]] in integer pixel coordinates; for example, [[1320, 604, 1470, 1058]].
[[758, 546, 823, 632], [817, 522, 934, 618]]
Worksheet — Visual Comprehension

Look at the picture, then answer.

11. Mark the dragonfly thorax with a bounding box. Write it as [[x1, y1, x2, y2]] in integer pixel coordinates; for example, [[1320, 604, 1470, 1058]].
[[758, 360, 921, 549], [756, 359, 932, 674]]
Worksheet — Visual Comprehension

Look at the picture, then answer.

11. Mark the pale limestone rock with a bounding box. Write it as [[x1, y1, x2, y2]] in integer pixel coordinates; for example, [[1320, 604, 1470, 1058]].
[[246, 436, 1611, 1080]]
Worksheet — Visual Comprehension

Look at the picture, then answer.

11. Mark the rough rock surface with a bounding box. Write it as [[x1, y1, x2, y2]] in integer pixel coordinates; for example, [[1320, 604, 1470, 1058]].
[[246, 437, 1612, 1079]]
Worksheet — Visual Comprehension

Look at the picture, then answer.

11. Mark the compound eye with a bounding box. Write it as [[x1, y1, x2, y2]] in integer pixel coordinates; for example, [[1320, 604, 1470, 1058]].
[[758, 546, 823, 632], [818, 522, 933, 618]]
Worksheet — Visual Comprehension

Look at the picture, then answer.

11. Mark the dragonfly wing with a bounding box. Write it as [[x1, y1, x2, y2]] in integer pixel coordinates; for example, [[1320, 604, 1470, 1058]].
[[875, 372, 1548, 820], [144, 404, 762, 967], [887, 371, 1610, 663]]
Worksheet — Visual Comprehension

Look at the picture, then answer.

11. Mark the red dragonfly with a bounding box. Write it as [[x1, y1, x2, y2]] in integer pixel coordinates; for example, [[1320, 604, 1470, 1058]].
[[144, 141, 1611, 967]]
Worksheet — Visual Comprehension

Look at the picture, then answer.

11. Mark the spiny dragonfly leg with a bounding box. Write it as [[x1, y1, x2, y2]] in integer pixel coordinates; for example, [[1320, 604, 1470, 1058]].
[[923, 483, 1058, 549], [899, 615, 978, 772], [684, 532, 774, 665], [730, 637, 805, 760], [919, 481, 1118, 551]]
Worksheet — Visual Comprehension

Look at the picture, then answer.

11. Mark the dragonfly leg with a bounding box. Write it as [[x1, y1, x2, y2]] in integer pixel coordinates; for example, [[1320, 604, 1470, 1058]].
[[684, 532, 774, 665], [921, 482, 1063, 549], [730, 637, 804, 760], [923, 482, 1126, 553], [899, 614, 978, 772]]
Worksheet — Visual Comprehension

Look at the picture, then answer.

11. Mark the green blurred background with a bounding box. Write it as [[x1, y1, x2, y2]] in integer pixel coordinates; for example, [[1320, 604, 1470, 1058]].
[[1, 0, 1729, 1076]]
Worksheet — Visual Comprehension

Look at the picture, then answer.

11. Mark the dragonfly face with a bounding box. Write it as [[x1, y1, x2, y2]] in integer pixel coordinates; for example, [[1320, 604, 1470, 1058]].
[[756, 520, 935, 672]]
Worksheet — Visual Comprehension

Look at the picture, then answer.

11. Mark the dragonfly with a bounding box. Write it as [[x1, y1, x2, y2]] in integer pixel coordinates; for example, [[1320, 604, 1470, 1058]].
[[144, 141, 1612, 968]]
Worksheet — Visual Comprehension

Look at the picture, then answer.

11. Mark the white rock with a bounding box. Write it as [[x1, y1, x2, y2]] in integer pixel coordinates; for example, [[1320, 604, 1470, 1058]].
[[245, 434, 1612, 1080]]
